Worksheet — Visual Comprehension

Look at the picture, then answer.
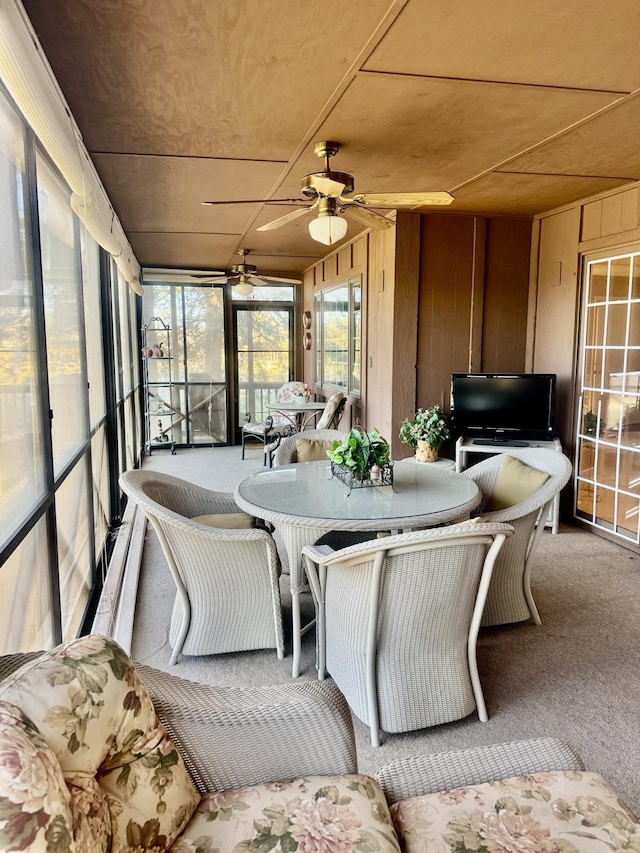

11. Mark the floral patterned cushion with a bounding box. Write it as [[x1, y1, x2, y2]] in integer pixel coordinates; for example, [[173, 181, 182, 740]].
[[390, 770, 638, 853], [171, 773, 401, 853], [0, 701, 77, 852], [0, 636, 201, 853]]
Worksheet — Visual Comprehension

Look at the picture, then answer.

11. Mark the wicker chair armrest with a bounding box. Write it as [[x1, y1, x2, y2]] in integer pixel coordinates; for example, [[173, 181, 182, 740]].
[[375, 738, 584, 804], [0, 651, 42, 682], [136, 665, 357, 793], [302, 523, 513, 565]]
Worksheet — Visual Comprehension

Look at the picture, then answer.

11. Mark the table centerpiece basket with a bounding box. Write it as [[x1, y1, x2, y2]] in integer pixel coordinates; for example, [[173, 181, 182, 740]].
[[326, 426, 394, 495]]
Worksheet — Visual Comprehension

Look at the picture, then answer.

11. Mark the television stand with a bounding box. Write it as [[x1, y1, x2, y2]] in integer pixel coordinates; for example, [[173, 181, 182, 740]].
[[455, 435, 562, 534], [472, 438, 529, 447]]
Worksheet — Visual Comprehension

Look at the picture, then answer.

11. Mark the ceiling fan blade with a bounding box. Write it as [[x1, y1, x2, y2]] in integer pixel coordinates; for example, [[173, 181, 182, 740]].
[[248, 275, 268, 287], [195, 276, 230, 284], [356, 191, 454, 208], [256, 203, 315, 232], [191, 273, 227, 279], [258, 274, 303, 284], [310, 175, 346, 197], [342, 203, 394, 230], [201, 198, 306, 206]]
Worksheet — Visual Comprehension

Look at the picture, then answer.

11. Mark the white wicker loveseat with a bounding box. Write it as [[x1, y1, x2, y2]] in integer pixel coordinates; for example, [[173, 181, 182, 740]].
[[0, 636, 637, 853]]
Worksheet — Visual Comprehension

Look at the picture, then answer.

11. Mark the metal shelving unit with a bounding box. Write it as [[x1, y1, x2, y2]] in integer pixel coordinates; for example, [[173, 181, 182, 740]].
[[142, 316, 176, 455]]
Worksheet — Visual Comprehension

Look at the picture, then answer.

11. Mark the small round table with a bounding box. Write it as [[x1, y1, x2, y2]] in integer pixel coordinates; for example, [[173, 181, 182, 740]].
[[266, 401, 327, 431], [235, 458, 481, 676]]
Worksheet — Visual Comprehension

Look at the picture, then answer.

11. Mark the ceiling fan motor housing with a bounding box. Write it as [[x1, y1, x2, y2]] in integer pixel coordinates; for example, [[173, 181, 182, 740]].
[[301, 171, 355, 198], [230, 262, 257, 275]]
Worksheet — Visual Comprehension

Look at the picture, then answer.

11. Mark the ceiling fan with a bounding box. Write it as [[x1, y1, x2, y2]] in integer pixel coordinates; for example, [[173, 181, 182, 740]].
[[194, 249, 302, 296], [202, 141, 454, 246]]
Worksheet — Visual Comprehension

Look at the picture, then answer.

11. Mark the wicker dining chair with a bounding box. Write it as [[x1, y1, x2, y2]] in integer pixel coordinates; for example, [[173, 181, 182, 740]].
[[272, 428, 347, 467], [120, 470, 284, 664], [462, 448, 572, 627], [301, 523, 513, 746]]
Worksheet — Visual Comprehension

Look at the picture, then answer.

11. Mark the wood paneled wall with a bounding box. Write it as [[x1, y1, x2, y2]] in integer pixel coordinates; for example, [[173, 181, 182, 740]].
[[302, 211, 533, 460], [416, 215, 477, 414], [529, 208, 581, 454], [482, 218, 532, 373]]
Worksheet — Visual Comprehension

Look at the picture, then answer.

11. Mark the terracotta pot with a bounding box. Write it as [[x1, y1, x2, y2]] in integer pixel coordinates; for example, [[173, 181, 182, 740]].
[[415, 440, 438, 463]]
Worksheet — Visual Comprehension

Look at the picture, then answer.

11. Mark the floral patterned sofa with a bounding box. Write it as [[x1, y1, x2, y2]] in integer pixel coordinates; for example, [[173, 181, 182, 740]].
[[0, 635, 636, 852]]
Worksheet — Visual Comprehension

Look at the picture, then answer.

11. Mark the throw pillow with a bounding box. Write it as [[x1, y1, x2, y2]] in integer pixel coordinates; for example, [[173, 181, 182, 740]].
[[295, 437, 334, 462], [485, 455, 550, 512], [0, 701, 78, 853], [191, 512, 255, 529], [179, 773, 401, 853], [0, 635, 201, 853], [390, 771, 638, 853]]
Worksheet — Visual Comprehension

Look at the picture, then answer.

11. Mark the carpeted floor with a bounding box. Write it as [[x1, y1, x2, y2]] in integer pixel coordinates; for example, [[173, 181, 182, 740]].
[[132, 445, 640, 811]]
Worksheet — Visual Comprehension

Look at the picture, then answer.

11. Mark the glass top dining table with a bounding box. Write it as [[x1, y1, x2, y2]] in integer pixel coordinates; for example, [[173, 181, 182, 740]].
[[235, 458, 480, 530], [235, 458, 482, 677]]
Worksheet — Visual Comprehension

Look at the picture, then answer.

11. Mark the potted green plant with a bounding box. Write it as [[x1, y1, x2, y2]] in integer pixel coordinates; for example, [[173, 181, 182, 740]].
[[326, 426, 391, 491], [399, 405, 451, 462]]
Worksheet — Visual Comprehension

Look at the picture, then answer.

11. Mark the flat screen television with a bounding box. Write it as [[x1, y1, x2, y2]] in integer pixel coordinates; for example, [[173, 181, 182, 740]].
[[450, 373, 556, 445]]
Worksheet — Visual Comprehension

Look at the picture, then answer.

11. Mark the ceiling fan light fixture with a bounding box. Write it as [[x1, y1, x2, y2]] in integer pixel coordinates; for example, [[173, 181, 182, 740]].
[[234, 280, 254, 297], [308, 197, 348, 246]]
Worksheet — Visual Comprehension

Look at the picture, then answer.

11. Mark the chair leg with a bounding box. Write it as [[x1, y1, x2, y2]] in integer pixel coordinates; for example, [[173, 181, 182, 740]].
[[523, 500, 551, 625], [303, 555, 326, 680], [169, 603, 190, 666], [366, 551, 386, 747], [468, 533, 507, 720], [241, 432, 246, 460], [318, 564, 327, 680], [291, 589, 302, 678]]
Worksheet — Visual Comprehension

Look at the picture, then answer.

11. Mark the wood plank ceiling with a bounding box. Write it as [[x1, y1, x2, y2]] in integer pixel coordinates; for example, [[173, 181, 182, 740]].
[[21, 0, 640, 276]]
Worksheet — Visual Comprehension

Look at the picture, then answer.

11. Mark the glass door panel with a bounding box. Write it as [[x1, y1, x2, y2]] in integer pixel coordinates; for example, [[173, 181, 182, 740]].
[[0, 96, 46, 548], [235, 307, 292, 426], [618, 448, 640, 494], [610, 257, 631, 300], [0, 518, 53, 654], [142, 283, 227, 446], [576, 249, 640, 544], [37, 155, 88, 474], [616, 492, 640, 539], [56, 461, 92, 640], [184, 286, 226, 443]]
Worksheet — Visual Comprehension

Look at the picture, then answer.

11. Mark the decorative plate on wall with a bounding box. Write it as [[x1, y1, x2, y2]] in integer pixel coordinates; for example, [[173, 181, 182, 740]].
[[303, 330, 312, 350]]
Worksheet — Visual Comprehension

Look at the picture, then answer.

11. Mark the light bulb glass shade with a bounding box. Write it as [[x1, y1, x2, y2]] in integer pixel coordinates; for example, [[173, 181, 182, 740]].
[[308, 214, 348, 246], [234, 281, 254, 297]]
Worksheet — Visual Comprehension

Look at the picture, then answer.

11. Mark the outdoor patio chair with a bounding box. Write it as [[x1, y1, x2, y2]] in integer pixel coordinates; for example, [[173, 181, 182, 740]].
[[119, 470, 284, 664], [301, 522, 513, 746], [241, 381, 303, 464], [462, 447, 572, 626]]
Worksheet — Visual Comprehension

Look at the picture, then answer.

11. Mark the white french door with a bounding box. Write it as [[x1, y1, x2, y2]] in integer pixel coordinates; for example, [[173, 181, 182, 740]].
[[575, 249, 640, 544]]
